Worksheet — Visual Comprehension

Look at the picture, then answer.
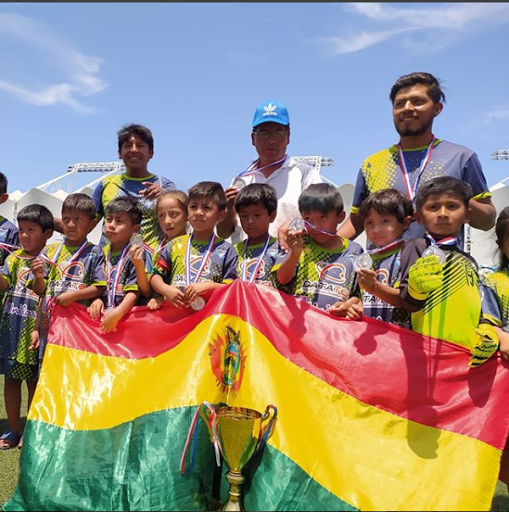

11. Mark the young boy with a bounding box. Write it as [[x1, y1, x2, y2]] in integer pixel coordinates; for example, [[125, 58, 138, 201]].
[[30, 193, 106, 357], [273, 183, 364, 317], [0, 172, 20, 268], [151, 182, 238, 309], [234, 184, 280, 287], [0, 205, 53, 449], [398, 176, 498, 366], [357, 189, 413, 328], [87, 197, 142, 333]]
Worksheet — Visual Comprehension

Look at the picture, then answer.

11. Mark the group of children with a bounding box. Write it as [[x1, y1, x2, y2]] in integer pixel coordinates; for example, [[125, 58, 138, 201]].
[[1, 172, 509, 449]]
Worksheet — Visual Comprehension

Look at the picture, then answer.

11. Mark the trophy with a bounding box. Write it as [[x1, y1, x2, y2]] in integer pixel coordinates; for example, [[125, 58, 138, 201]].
[[213, 405, 277, 511]]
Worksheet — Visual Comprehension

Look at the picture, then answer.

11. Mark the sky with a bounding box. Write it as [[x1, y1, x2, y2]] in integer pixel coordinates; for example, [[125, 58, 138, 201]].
[[1, 2, 509, 195]]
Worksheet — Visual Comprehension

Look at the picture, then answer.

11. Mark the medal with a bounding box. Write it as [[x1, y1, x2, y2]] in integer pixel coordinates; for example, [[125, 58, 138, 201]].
[[232, 178, 247, 190], [289, 218, 306, 233], [190, 296, 206, 311], [353, 252, 373, 272], [130, 233, 144, 247], [422, 244, 447, 265]]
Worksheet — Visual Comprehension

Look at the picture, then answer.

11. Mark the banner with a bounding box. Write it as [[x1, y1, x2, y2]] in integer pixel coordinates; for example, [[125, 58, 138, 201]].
[[4, 280, 509, 511]]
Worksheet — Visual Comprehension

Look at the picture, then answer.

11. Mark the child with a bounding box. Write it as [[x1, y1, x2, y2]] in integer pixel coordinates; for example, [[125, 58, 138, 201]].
[[0, 205, 53, 450], [273, 183, 364, 317], [234, 184, 280, 287], [30, 193, 106, 357], [357, 189, 413, 328], [88, 197, 142, 333], [0, 172, 20, 268], [130, 190, 189, 310], [398, 176, 498, 367], [480, 207, 509, 359], [151, 181, 238, 310]]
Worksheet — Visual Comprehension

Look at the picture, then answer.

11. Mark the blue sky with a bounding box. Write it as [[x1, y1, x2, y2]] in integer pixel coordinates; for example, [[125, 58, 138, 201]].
[[1, 2, 509, 194]]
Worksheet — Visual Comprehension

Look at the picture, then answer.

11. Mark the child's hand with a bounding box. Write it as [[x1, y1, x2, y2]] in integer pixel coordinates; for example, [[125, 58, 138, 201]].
[[358, 268, 377, 292], [469, 323, 499, 368], [100, 308, 121, 334], [129, 244, 145, 269], [285, 231, 304, 256], [147, 296, 165, 311], [499, 328, 509, 362], [165, 286, 190, 309], [55, 292, 75, 308], [408, 255, 443, 299], [87, 298, 104, 320], [184, 283, 211, 303], [29, 331, 40, 350], [329, 300, 363, 320], [30, 258, 46, 279]]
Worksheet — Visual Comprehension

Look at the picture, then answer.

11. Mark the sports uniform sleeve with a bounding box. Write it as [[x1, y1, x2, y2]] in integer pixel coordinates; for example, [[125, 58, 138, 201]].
[[351, 166, 368, 214], [91, 247, 107, 287], [159, 176, 177, 192], [462, 153, 491, 200], [398, 239, 426, 311], [152, 243, 172, 280], [481, 277, 503, 327], [92, 180, 105, 220], [1, 254, 14, 287], [221, 244, 239, 283], [122, 261, 139, 293]]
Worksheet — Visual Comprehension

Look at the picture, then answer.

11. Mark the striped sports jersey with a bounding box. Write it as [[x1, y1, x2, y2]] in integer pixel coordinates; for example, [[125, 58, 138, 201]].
[[101, 245, 139, 308], [0, 216, 19, 268], [92, 173, 176, 250], [272, 237, 363, 311], [234, 237, 280, 288], [481, 268, 509, 330]]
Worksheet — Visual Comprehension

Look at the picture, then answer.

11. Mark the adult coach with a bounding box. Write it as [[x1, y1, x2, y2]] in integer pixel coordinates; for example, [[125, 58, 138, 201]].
[[217, 100, 322, 243], [338, 72, 496, 242]]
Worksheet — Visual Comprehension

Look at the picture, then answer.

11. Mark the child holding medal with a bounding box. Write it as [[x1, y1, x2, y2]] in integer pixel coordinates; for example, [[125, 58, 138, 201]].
[[233, 184, 280, 287], [87, 197, 142, 333], [0, 205, 53, 450], [151, 182, 238, 310]]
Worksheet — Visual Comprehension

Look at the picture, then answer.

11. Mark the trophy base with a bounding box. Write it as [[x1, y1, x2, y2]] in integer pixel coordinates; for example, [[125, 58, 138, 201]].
[[221, 471, 245, 511]]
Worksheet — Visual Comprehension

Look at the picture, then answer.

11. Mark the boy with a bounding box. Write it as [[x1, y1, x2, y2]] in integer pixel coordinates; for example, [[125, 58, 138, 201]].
[[0, 205, 53, 449], [273, 183, 364, 317], [398, 176, 498, 366], [357, 189, 413, 328], [30, 193, 106, 356], [234, 184, 280, 287], [0, 172, 19, 267], [151, 182, 238, 309], [88, 197, 142, 333]]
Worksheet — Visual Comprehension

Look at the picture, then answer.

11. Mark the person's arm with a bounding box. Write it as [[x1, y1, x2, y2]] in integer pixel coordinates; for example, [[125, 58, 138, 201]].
[[184, 281, 226, 302], [28, 298, 44, 351], [337, 213, 364, 240], [468, 197, 496, 231], [129, 245, 152, 298], [0, 272, 8, 291], [30, 257, 46, 296], [55, 285, 105, 307], [329, 296, 363, 319], [100, 291, 139, 333], [276, 231, 303, 285], [217, 186, 241, 239], [358, 268, 402, 308], [150, 274, 190, 308]]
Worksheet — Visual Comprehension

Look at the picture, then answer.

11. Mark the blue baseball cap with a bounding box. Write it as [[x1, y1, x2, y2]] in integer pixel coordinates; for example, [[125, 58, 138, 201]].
[[252, 100, 290, 128]]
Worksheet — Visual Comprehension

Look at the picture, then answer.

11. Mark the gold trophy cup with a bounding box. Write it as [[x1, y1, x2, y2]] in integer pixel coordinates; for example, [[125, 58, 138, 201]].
[[214, 405, 277, 511]]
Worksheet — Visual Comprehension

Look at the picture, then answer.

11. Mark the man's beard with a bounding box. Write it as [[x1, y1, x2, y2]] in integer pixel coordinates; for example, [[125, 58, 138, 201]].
[[395, 119, 432, 137]]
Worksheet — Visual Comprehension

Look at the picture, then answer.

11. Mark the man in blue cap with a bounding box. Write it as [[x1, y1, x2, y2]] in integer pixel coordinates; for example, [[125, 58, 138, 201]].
[[218, 100, 322, 243]]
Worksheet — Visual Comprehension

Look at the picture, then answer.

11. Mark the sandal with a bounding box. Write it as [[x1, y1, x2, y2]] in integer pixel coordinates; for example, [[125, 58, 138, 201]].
[[0, 430, 22, 450]]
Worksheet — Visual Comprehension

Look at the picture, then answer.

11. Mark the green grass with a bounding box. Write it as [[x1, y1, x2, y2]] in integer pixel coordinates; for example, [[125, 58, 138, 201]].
[[1, 378, 509, 511]]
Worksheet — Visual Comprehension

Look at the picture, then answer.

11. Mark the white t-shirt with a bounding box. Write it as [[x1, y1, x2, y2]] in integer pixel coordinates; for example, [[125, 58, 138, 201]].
[[230, 155, 323, 244]]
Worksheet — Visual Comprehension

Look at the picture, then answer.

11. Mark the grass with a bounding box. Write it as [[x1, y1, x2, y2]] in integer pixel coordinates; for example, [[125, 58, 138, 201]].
[[1, 379, 509, 511]]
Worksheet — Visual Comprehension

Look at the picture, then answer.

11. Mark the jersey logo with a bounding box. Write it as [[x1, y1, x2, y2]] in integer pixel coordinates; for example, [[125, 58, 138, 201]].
[[316, 262, 346, 285], [243, 258, 265, 280]]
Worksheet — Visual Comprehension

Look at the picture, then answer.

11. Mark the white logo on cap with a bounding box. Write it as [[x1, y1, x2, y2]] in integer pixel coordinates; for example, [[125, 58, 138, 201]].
[[262, 103, 277, 117]]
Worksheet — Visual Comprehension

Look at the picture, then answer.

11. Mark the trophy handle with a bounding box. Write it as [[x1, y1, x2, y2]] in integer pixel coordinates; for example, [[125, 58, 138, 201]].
[[256, 404, 278, 453]]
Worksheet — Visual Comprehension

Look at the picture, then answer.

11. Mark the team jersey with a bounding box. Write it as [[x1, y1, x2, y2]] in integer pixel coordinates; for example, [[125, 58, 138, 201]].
[[0, 250, 40, 368], [234, 236, 280, 288], [92, 173, 176, 251], [481, 268, 509, 330], [351, 140, 491, 242], [152, 234, 238, 289], [101, 245, 139, 308], [272, 236, 363, 311], [0, 216, 19, 268], [399, 238, 481, 349], [361, 243, 410, 328]]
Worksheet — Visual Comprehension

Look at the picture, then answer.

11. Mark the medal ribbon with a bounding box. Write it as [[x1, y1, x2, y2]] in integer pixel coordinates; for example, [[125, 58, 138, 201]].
[[107, 244, 130, 309], [185, 234, 216, 286], [242, 234, 271, 283], [40, 239, 89, 271], [303, 220, 336, 237], [425, 234, 457, 247], [236, 154, 287, 179], [0, 241, 21, 254], [367, 237, 405, 257], [397, 137, 436, 200]]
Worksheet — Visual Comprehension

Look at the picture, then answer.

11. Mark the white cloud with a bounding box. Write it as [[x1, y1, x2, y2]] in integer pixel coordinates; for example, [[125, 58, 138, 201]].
[[319, 3, 509, 55], [485, 109, 509, 122], [0, 13, 106, 112]]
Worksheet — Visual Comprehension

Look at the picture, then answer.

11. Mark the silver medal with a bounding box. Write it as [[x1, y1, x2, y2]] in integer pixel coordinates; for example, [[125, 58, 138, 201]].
[[289, 218, 306, 233], [353, 252, 373, 272], [130, 233, 144, 247], [190, 296, 206, 311], [232, 178, 247, 190], [422, 245, 447, 265]]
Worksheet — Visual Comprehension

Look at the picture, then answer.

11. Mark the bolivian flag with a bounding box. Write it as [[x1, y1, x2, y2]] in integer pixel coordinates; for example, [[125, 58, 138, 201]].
[[4, 280, 509, 511]]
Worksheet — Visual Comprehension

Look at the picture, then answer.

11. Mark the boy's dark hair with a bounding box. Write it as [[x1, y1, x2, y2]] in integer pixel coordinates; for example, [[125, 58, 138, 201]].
[[17, 204, 54, 232], [234, 184, 277, 215], [105, 196, 142, 225], [414, 176, 473, 212], [0, 172, 8, 195], [188, 181, 227, 212], [495, 207, 509, 270], [298, 183, 344, 216], [62, 193, 96, 220], [117, 124, 154, 152], [156, 190, 188, 213], [390, 71, 446, 104], [359, 189, 414, 224]]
